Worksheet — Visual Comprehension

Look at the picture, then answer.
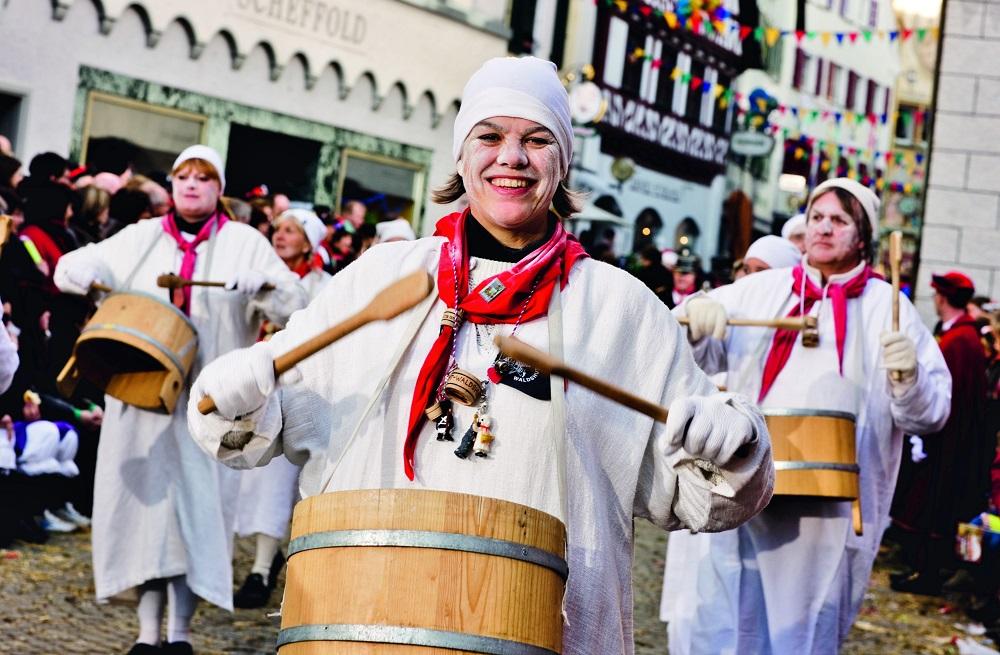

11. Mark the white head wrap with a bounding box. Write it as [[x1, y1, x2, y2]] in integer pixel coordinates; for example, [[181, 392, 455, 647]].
[[781, 213, 806, 240], [277, 209, 325, 252], [807, 178, 880, 236], [376, 218, 417, 243], [744, 235, 802, 270], [172, 144, 226, 191], [453, 56, 573, 177]]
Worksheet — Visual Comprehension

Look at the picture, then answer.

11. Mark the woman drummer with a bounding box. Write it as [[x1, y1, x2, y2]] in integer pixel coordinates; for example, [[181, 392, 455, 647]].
[[232, 208, 330, 609], [54, 145, 308, 655], [187, 57, 773, 654]]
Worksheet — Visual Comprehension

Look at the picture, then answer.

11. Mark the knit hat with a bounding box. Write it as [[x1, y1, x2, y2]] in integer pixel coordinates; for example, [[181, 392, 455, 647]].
[[453, 56, 573, 177], [172, 145, 226, 191], [807, 178, 880, 236], [781, 213, 806, 240], [744, 235, 802, 270], [276, 208, 325, 252], [376, 218, 417, 242]]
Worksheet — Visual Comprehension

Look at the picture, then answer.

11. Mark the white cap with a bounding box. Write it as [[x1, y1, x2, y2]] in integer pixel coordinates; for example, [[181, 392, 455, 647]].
[[453, 56, 573, 177], [661, 249, 678, 269], [376, 218, 416, 243], [172, 144, 226, 191], [807, 178, 880, 236], [781, 213, 806, 240], [276, 209, 325, 252], [744, 235, 802, 270]]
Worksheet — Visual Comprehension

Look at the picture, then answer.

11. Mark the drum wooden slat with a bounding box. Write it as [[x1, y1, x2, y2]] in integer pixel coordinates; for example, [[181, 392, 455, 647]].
[[57, 291, 197, 414], [765, 411, 859, 500], [280, 489, 566, 654]]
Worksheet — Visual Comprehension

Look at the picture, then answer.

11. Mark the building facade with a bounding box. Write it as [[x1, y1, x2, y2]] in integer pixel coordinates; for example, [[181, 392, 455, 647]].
[[0, 0, 511, 233], [554, 0, 751, 265]]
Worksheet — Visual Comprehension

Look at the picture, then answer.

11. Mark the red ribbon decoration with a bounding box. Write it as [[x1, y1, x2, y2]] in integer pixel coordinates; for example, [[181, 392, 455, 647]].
[[161, 211, 228, 315]]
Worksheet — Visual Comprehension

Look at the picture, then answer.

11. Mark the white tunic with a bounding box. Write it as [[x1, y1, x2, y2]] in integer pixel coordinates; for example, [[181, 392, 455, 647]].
[[188, 237, 775, 655], [235, 266, 331, 540], [54, 218, 308, 610], [662, 261, 951, 655]]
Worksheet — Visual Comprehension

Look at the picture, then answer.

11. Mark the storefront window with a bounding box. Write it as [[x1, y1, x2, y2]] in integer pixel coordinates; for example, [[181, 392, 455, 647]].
[[337, 150, 425, 224], [82, 92, 206, 175]]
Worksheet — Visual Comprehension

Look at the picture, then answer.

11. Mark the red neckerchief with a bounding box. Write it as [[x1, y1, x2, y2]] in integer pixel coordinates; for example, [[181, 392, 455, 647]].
[[758, 262, 877, 402], [290, 253, 324, 279], [402, 209, 588, 480], [161, 211, 227, 315]]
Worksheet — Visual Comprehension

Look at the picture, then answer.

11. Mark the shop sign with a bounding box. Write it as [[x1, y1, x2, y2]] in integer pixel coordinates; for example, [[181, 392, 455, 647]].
[[730, 131, 775, 157], [601, 89, 729, 166], [231, 0, 367, 47]]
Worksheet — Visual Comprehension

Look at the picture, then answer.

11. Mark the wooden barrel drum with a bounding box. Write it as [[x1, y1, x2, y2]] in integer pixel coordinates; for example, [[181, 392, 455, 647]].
[[57, 291, 198, 414], [278, 489, 567, 654], [763, 408, 863, 534]]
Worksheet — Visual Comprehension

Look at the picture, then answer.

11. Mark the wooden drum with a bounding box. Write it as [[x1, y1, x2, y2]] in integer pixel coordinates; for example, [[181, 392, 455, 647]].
[[763, 409, 859, 501], [57, 291, 197, 414], [278, 489, 567, 654]]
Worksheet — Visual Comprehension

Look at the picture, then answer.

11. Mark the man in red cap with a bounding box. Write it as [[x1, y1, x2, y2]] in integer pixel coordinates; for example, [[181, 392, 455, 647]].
[[890, 271, 989, 594]]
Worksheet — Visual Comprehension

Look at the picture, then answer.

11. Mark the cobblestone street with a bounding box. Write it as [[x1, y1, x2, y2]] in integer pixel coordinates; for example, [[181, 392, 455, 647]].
[[0, 520, 991, 654]]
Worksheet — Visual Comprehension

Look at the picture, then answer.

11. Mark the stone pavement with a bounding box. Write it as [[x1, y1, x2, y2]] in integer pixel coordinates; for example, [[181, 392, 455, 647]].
[[0, 520, 990, 654]]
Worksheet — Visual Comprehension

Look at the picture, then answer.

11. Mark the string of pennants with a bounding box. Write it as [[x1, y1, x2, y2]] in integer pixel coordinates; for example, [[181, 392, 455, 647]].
[[599, 0, 939, 47], [774, 129, 926, 195]]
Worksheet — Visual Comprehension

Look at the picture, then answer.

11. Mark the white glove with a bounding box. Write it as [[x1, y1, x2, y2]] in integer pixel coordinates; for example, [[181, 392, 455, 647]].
[[192, 341, 296, 420], [685, 297, 727, 341], [880, 331, 918, 387], [63, 261, 104, 294], [664, 396, 756, 466], [225, 270, 270, 297], [909, 435, 927, 463]]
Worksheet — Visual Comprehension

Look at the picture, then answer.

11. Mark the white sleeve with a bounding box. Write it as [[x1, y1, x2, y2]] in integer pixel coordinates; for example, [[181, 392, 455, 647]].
[[0, 317, 17, 395], [887, 295, 951, 435]]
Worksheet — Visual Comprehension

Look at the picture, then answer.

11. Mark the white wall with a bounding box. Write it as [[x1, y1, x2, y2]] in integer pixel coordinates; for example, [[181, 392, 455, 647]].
[[918, 0, 1000, 322]]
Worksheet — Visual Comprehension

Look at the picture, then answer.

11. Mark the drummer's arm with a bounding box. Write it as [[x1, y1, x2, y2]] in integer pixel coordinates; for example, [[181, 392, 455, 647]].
[[888, 297, 951, 435], [53, 235, 121, 294], [245, 243, 310, 327], [634, 323, 773, 533]]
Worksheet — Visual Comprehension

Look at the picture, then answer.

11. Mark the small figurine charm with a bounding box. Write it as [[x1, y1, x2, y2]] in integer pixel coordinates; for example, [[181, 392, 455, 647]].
[[473, 413, 494, 457], [435, 412, 454, 441], [454, 412, 478, 459]]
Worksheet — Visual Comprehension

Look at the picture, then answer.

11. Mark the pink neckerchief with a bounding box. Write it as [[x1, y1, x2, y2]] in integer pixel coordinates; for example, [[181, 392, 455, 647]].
[[758, 259, 877, 402], [161, 211, 227, 314]]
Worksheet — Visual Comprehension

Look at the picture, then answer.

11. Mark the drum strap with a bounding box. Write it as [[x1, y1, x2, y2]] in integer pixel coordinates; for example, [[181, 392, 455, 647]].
[[318, 261, 441, 492]]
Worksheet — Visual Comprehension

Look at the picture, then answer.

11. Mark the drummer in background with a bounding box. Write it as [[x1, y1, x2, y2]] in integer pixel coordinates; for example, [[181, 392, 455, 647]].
[[781, 212, 807, 253], [232, 208, 330, 609], [54, 145, 307, 655], [662, 178, 951, 654], [187, 56, 773, 655]]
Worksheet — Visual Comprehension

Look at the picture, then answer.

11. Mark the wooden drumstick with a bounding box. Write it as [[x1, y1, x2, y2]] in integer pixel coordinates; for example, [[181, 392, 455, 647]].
[[495, 335, 669, 423], [198, 269, 434, 414], [156, 273, 275, 291], [889, 231, 904, 382], [89, 282, 113, 294], [677, 315, 813, 331]]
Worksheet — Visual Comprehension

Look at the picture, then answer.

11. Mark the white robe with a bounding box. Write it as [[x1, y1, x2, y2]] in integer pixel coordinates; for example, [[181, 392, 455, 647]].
[[188, 237, 775, 655], [662, 261, 951, 655], [54, 218, 308, 610], [235, 266, 331, 540]]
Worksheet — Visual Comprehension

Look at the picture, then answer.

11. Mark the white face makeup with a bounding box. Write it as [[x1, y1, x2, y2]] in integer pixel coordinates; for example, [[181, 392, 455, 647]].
[[458, 116, 561, 247], [172, 164, 221, 222], [805, 192, 864, 276]]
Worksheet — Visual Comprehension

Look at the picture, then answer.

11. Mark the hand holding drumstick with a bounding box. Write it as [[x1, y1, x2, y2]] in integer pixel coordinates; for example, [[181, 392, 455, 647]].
[[495, 336, 757, 465]]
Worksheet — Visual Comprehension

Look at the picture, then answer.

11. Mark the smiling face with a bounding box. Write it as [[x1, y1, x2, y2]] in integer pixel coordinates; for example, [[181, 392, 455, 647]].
[[805, 191, 864, 276], [458, 116, 561, 248], [271, 218, 310, 266], [171, 160, 221, 222]]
